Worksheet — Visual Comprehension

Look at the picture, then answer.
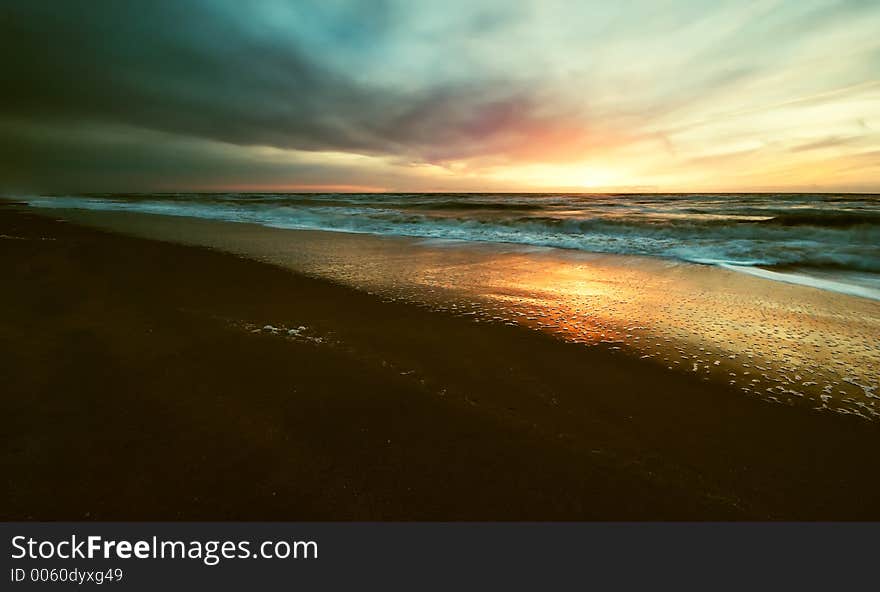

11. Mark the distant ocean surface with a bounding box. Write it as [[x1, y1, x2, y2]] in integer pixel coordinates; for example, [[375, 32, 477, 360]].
[[22, 193, 880, 300]]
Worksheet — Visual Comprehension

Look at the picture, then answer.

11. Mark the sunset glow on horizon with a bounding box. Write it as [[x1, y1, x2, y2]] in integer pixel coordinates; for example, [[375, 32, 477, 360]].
[[2, 0, 879, 193]]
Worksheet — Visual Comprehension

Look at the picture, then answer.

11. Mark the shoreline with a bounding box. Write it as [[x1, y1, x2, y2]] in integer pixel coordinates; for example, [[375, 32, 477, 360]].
[[718, 261, 880, 301], [16, 194, 880, 303], [3, 203, 880, 520]]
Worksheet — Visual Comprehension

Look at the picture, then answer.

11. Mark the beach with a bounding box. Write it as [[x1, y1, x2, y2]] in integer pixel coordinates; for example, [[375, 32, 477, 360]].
[[39, 203, 880, 418], [3, 202, 880, 519]]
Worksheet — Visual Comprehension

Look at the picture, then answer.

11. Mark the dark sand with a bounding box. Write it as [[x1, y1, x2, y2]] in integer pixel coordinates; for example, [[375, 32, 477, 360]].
[[2, 203, 879, 520]]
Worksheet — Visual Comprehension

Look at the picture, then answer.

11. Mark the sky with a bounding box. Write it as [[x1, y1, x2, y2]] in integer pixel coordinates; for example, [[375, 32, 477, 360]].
[[2, 0, 879, 193]]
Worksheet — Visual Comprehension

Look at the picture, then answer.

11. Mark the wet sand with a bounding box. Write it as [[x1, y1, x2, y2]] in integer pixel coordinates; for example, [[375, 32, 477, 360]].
[[3, 203, 880, 519], [48, 207, 880, 419]]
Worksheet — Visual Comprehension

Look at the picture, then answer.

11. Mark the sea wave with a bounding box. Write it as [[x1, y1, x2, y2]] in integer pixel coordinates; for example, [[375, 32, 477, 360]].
[[18, 193, 880, 298]]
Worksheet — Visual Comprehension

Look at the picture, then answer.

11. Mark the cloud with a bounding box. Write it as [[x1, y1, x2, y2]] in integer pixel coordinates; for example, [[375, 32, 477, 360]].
[[789, 136, 859, 153], [1, 0, 587, 164], [0, 118, 521, 193], [1, 0, 879, 191], [3, 2, 379, 149]]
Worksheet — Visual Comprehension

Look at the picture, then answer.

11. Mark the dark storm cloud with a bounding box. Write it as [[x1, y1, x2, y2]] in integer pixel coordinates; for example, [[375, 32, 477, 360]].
[[0, 0, 554, 162], [0, 120, 415, 193], [3, 1, 377, 150]]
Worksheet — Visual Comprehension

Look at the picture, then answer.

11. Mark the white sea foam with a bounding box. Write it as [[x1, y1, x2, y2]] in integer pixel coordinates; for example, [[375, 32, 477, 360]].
[[715, 264, 880, 301]]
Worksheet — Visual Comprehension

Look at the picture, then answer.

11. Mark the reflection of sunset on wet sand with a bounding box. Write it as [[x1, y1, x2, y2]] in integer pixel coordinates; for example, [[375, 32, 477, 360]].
[[54, 209, 880, 420]]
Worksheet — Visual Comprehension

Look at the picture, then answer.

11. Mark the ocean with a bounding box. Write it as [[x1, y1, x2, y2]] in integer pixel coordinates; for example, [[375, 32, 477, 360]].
[[21, 193, 880, 300]]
